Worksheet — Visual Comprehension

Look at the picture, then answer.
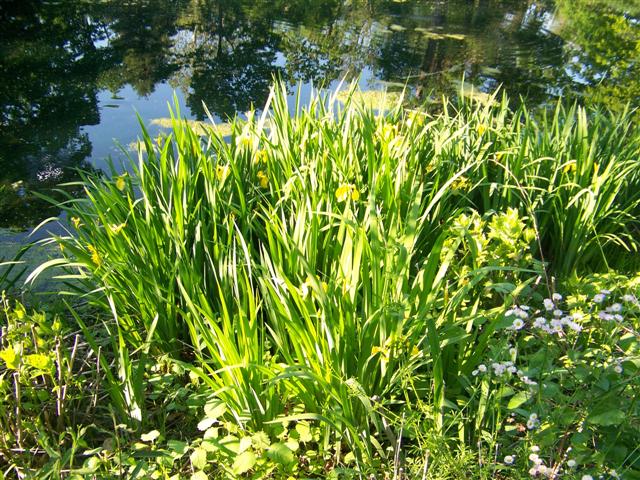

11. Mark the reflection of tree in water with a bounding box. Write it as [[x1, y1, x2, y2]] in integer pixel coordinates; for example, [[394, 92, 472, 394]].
[[0, 1, 104, 228], [555, 0, 640, 115], [98, 0, 184, 96], [174, 0, 282, 119]]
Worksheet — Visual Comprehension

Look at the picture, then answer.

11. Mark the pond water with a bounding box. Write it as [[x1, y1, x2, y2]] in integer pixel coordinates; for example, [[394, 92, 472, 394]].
[[1, 0, 639, 248]]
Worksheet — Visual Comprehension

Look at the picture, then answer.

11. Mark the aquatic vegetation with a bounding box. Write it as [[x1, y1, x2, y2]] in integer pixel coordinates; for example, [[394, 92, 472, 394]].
[[8, 82, 640, 478]]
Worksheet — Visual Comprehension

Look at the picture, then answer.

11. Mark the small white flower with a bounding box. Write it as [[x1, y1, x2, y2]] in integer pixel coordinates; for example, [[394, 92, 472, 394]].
[[504, 455, 515, 465], [472, 369, 479, 376], [478, 364, 487, 373], [622, 294, 637, 303], [601, 289, 611, 295], [593, 293, 606, 303], [509, 347, 517, 356], [567, 459, 576, 468], [533, 317, 547, 329], [530, 445, 540, 453], [529, 413, 538, 420], [512, 318, 525, 330], [520, 305, 531, 311], [598, 311, 614, 321], [543, 298, 554, 311], [508, 366, 517, 374], [614, 365, 623, 374], [568, 321, 583, 332], [581, 475, 593, 480], [529, 453, 541, 463], [550, 318, 563, 329], [607, 303, 622, 313], [614, 314, 624, 322], [553, 309, 563, 317], [552, 293, 563, 301]]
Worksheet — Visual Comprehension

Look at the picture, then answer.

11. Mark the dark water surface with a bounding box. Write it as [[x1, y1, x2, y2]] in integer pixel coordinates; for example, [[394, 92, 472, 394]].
[[1, 0, 639, 243]]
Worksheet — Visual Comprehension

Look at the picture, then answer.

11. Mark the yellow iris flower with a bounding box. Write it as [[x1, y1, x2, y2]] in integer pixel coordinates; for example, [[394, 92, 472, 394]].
[[335, 184, 360, 202]]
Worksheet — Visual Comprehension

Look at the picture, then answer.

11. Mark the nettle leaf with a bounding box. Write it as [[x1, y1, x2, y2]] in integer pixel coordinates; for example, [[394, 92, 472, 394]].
[[266, 442, 295, 465], [587, 409, 625, 426], [252, 431, 271, 450], [507, 390, 532, 409], [190, 447, 208, 470], [232, 450, 257, 475]]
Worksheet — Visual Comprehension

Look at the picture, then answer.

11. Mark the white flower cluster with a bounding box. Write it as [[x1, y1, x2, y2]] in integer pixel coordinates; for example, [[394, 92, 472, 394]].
[[528, 447, 551, 477], [505, 305, 530, 330], [527, 412, 540, 430], [532, 312, 583, 335], [505, 293, 586, 336], [597, 302, 624, 322], [471, 361, 537, 385]]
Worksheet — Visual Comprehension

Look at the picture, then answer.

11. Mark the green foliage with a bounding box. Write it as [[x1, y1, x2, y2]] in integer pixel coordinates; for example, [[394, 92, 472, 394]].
[[0, 297, 95, 478], [15, 82, 640, 478]]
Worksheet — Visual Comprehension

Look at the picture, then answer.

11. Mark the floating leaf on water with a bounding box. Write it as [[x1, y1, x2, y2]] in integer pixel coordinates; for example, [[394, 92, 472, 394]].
[[421, 31, 446, 40], [481, 66, 502, 76], [336, 89, 403, 111], [389, 23, 407, 32], [443, 33, 466, 41], [150, 118, 234, 137], [452, 81, 498, 106]]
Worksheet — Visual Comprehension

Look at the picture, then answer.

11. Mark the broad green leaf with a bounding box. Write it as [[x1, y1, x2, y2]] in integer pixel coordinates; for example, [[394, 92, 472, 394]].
[[295, 423, 313, 443], [25, 353, 52, 372], [190, 447, 208, 470], [238, 436, 252, 453], [0, 347, 20, 370], [197, 417, 217, 431], [252, 431, 270, 450], [266, 442, 295, 465], [507, 391, 533, 409], [191, 471, 208, 480], [140, 430, 160, 442], [166, 440, 189, 457], [204, 400, 227, 420], [588, 409, 625, 426], [232, 450, 257, 475]]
